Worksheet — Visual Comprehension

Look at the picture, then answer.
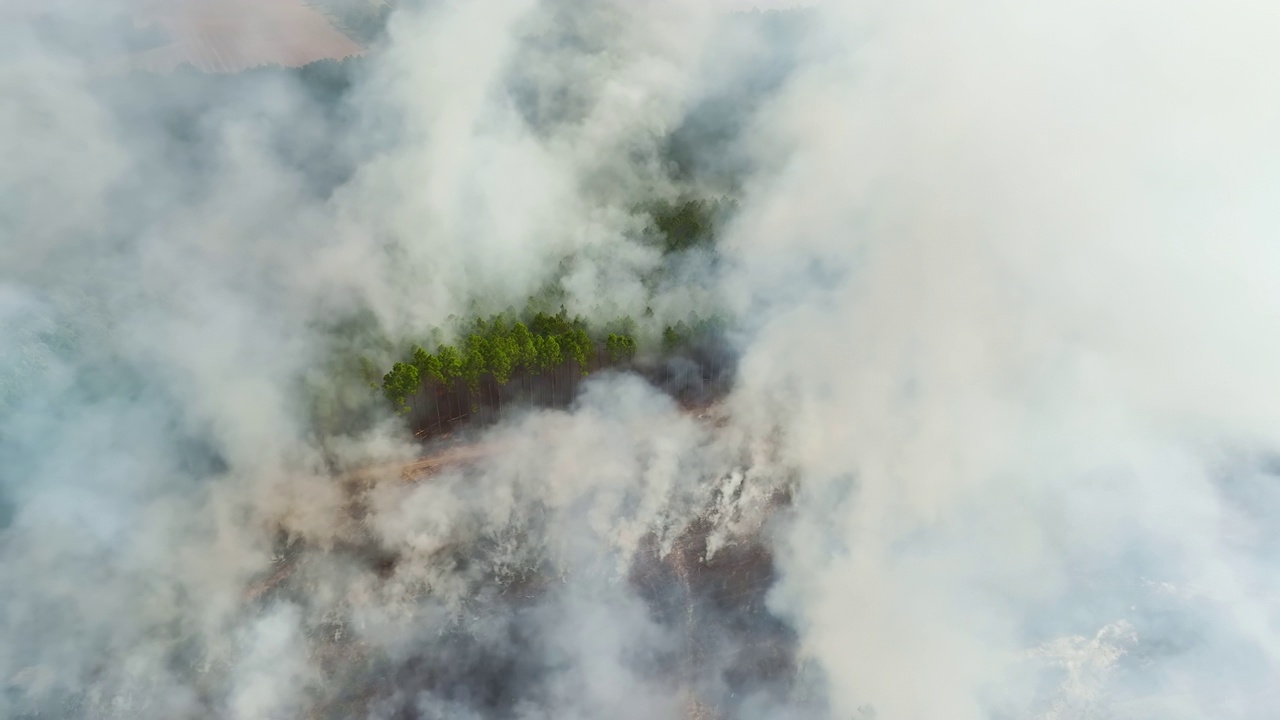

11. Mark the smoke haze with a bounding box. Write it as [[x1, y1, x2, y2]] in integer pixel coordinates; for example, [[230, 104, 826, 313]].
[[3, 1, 1280, 718]]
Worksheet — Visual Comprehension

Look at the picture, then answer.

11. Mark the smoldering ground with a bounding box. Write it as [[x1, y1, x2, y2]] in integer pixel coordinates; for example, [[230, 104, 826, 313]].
[[5, 1, 1280, 719]]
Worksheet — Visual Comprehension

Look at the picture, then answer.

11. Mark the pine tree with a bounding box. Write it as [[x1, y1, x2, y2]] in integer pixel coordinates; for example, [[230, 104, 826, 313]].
[[412, 346, 447, 430], [486, 331, 516, 385], [564, 327, 591, 375], [436, 345, 461, 382], [413, 346, 445, 385], [662, 325, 682, 354], [606, 333, 637, 364], [462, 335, 486, 397], [539, 335, 562, 405], [381, 362, 419, 414]]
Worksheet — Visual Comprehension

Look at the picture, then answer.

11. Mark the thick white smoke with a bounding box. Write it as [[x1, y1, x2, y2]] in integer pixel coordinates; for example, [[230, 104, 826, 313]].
[[3, 0, 1280, 718], [724, 1, 1280, 717]]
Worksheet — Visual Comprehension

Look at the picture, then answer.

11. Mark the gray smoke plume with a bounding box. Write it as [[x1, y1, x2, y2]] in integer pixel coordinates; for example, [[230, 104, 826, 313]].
[[722, 1, 1280, 717], [4, 1, 1280, 719]]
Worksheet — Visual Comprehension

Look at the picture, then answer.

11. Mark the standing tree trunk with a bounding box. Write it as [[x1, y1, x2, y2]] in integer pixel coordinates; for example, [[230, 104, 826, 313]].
[[431, 382, 442, 434]]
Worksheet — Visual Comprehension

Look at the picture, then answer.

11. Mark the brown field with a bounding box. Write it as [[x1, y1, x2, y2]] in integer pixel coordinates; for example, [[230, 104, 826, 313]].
[[329, 400, 789, 717], [122, 0, 364, 73], [255, 399, 793, 720]]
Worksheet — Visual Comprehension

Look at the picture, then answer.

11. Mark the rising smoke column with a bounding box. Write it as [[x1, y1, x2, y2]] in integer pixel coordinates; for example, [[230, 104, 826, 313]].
[[721, 1, 1280, 717]]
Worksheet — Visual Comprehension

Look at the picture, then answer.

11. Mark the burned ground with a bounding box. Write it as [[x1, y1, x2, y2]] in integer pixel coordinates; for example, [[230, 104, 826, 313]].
[[233, 423, 800, 720]]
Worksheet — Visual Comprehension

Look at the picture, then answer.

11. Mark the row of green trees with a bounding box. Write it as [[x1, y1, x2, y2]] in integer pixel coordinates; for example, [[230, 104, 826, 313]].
[[381, 309, 636, 413], [379, 308, 725, 415]]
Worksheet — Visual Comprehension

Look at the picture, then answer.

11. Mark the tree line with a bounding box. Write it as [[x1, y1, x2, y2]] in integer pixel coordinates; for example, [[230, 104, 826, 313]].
[[381, 308, 636, 412], [377, 307, 726, 437]]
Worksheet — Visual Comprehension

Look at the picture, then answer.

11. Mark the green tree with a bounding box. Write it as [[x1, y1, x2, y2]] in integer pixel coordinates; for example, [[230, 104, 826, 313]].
[[563, 327, 592, 374], [536, 335, 563, 370], [381, 362, 420, 414], [651, 198, 726, 253], [436, 345, 461, 382], [487, 333, 517, 385], [606, 332, 637, 363], [413, 346, 445, 385], [662, 325, 682, 354], [510, 321, 536, 369], [536, 335, 564, 405], [461, 335, 487, 393], [410, 346, 445, 430]]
